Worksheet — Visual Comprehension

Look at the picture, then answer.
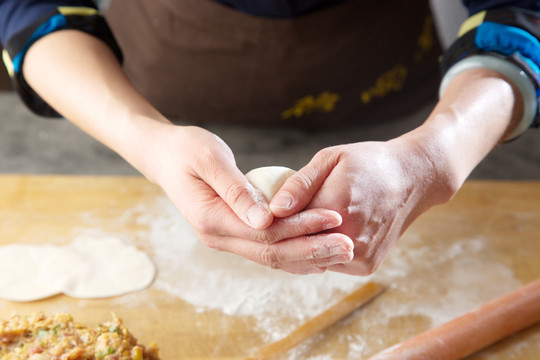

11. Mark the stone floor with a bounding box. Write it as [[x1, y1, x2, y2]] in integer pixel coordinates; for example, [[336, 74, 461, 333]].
[[1, 91, 539, 180]]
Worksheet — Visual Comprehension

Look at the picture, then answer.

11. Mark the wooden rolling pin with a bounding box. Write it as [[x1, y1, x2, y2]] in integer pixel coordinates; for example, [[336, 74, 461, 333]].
[[247, 281, 384, 360], [369, 278, 540, 360]]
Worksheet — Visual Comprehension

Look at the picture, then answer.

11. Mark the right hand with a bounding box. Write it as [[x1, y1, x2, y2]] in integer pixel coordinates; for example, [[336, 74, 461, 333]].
[[144, 125, 354, 274]]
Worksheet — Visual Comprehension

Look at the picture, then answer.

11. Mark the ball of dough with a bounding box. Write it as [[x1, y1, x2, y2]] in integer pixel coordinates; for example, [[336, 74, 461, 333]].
[[245, 166, 296, 201]]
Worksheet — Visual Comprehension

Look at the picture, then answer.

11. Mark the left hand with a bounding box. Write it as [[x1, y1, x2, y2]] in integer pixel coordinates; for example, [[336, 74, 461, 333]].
[[269, 136, 455, 275], [144, 125, 354, 275]]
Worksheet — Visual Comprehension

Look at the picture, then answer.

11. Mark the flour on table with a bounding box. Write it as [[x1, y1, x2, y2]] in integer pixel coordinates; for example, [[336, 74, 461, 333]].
[[0, 237, 155, 302], [126, 198, 520, 352], [131, 197, 372, 331], [70, 196, 519, 359]]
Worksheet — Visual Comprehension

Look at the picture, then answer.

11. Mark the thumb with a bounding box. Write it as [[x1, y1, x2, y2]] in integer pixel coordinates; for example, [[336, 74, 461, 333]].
[[270, 149, 338, 217], [202, 162, 273, 230]]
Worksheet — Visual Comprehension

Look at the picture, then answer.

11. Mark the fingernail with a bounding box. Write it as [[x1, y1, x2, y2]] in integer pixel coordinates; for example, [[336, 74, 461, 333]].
[[310, 244, 350, 259], [328, 254, 353, 265], [329, 244, 352, 256], [270, 192, 294, 210], [308, 267, 326, 274], [323, 219, 340, 230], [247, 204, 271, 228]]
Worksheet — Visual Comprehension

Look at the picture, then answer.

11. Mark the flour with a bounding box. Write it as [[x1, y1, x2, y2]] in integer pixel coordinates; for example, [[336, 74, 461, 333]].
[[72, 195, 520, 359], [135, 198, 370, 328]]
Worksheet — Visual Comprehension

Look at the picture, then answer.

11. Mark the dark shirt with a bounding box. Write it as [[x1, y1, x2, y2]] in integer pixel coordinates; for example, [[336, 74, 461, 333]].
[[463, 0, 540, 14], [1, 0, 539, 121], [1, 0, 540, 47], [0, 0, 96, 48], [213, 0, 350, 18]]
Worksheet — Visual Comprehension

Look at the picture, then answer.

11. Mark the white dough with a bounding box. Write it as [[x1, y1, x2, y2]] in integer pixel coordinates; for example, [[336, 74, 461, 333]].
[[0, 237, 156, 302], [245, 166, 296, 201]]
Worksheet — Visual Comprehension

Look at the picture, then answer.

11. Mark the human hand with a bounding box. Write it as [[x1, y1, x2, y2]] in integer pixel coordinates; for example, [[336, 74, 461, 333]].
[[145, 125, 354, 274], [269, 136, 456, 275], [266, 67, 523, 276]]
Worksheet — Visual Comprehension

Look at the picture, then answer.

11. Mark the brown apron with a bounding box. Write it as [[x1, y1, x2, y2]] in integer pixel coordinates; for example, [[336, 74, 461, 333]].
[[106, 0, 441, 129]]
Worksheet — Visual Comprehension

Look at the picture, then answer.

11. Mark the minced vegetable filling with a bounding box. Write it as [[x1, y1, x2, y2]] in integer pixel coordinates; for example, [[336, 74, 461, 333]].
[[0, 312, 159, 360]]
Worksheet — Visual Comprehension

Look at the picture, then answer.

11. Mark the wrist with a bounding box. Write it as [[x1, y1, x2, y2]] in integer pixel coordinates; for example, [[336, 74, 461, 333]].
[[111, 113, 178, 183], [397, 67, 523, 203], [391, 129, 460, 208]]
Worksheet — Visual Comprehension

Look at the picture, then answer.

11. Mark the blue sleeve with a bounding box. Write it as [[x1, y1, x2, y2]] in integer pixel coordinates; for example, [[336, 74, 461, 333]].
[[445, 2, 540, 132], [0, 0, 122, 117], [0, 0, 96, 47]]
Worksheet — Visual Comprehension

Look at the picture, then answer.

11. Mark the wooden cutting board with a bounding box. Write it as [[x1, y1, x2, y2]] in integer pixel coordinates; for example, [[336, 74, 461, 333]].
[[0, 175, 539, 359]]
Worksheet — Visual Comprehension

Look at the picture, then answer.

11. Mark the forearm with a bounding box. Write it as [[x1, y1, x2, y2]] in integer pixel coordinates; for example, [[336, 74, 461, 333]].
[[402, 68, 522, 197], [22, 30, 172, 180]]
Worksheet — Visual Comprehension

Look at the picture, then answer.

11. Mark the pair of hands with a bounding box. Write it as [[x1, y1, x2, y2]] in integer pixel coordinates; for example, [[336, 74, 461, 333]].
[[21, 31, 512, 275], [149, 125, 454, 276]]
